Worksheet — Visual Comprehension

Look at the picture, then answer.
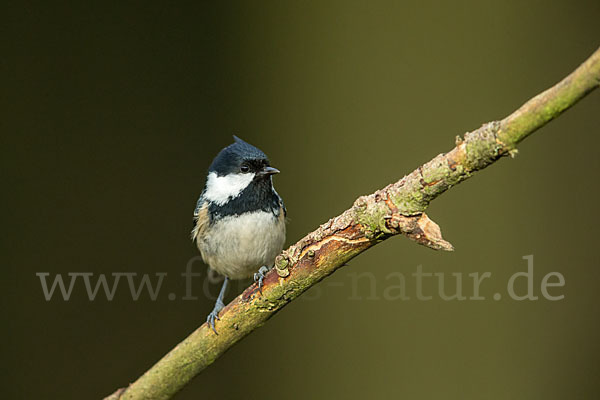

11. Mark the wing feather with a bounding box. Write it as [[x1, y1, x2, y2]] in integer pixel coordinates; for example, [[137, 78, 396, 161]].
[[191, 196, 210, 242]]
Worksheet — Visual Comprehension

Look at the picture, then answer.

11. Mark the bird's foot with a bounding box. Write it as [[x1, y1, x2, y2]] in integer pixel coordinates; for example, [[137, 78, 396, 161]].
[[206, 300, 224, 334], [253, 266, 270, 294]]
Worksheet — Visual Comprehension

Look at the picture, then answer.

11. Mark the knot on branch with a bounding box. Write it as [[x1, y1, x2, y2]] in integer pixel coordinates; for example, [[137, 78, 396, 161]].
[[351, 186, 453, 251], [275, 252, 291, 277], [385, 213, 453, 251]]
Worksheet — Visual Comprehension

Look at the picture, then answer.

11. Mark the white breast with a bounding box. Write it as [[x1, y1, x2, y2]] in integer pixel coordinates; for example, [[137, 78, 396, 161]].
[[197, 210, 286, 279]]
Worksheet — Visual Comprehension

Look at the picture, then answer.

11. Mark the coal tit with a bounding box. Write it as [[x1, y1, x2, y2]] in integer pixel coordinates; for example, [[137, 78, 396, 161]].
[[192, 136, 286, 332]]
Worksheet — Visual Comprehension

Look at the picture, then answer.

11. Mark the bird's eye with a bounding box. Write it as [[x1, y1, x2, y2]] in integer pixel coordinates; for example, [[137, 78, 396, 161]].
[[240, 165, 250, 173]]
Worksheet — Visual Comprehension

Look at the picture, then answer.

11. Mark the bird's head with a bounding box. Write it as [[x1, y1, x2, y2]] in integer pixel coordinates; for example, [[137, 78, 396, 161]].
[[204, 136, 280, 206]]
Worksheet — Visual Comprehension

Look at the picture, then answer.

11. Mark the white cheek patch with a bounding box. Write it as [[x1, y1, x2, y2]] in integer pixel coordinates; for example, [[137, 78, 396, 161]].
[[204, 172, 255, 205]]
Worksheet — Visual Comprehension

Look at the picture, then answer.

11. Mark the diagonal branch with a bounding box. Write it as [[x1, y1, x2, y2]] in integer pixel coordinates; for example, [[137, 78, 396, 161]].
[[105, 47, 600, 400]]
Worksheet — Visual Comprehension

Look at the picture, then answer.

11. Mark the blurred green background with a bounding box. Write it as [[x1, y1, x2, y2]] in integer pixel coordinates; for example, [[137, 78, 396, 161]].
[[3, 1, 599, 399]]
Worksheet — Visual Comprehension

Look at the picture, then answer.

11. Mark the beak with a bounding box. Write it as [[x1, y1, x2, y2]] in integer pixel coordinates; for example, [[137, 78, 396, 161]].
[[260, 166, 280, 176]]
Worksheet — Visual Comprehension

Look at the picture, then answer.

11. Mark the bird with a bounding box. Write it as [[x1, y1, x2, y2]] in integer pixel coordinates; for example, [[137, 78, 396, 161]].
[[192, 136, 286, 333]]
